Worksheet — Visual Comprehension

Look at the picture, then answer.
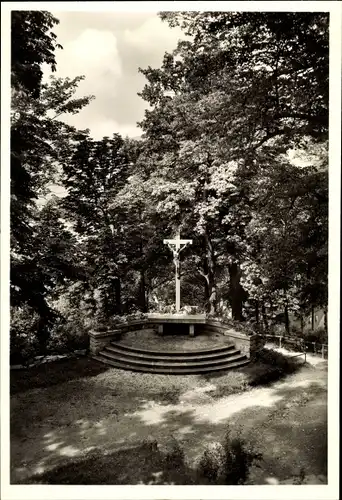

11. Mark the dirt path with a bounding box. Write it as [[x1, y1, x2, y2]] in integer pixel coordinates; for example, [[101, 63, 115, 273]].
[[10, 358, 327, 484]]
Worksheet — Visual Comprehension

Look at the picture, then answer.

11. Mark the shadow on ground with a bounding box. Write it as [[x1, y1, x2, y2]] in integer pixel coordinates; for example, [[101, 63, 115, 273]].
[[24, 442, 196, 485], [10, 359, 327, 485], [10, 357, 110, 395], [201, 347, 304, 389]]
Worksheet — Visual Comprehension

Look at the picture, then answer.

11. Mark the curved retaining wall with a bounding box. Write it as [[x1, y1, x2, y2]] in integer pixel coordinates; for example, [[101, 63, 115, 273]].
[[89, 319, 149, 355], [201, 320, 264, 358], [89, 318, 263, 358]]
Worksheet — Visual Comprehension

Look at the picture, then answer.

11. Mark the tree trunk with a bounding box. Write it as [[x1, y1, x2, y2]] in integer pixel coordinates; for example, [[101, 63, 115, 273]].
[[203, 278, 210, 304], [114, 278, 121, 315], [261, 302, 269, 331], [255, 300, 260, 326], [323, 306, 328, 334], [138, 226, 147, 312], [209, 285, 217, 315], [284, 303, 290, 336], [300, 312, 304, 334], [139, 271, 147, 312], [228, 262, 244, 321], [204, 231, 217, 314]]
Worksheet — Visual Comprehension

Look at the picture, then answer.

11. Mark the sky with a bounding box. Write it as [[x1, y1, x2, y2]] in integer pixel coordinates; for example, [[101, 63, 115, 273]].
[[45, 11, 185, 140]]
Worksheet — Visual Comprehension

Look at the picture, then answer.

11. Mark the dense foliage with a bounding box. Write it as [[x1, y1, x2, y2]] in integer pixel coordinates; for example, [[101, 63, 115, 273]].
[[10, 11, 329, 362]]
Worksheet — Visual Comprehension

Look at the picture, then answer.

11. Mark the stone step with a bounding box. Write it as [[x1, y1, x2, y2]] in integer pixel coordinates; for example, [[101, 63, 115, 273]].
[[109, 341, 235, 357], [105, 343, 238, 362], [99, 349, 247, 368], [92, 355, 250, 374]]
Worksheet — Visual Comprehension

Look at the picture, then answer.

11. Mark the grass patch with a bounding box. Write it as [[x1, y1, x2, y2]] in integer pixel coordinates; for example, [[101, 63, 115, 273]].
[[25, 430, 260, 486], [202, 348, 302, 399], [25, 440, 195, 485], [10, 347, 303, 401], [10, 357, 110, 395], [204, 371, 250, 399], [154, 386, 181, 405], [10, 350, 327, 486], [246, 348, 302, 387]]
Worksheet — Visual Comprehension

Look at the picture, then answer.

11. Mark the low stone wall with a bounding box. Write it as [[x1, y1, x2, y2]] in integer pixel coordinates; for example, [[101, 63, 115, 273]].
[[89, 329, 122, 355], [89, 317, 264, 358], [89, 320, 152, 355], [205, 320, 263, 358]]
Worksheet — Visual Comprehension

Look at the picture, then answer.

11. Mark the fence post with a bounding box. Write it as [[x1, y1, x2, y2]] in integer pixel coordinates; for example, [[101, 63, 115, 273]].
[[313, 342, 316, 354], [279, 336, 282, 348], [322, 345, 324, 359]]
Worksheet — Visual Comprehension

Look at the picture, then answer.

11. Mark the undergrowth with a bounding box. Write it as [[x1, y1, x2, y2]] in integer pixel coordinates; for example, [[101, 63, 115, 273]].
[[26, 429, 260, 485]]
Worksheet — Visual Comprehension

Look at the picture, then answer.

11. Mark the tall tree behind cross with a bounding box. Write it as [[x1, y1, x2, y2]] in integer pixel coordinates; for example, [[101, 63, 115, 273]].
[[163, 231, 192, 312]]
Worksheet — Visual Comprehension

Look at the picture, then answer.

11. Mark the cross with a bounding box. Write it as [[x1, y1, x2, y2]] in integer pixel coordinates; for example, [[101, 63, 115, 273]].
[[163, 230, 192, 312]]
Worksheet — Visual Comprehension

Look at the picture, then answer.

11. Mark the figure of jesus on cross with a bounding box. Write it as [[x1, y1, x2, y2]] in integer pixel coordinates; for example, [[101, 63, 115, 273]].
[[164, 230, 192, 312]]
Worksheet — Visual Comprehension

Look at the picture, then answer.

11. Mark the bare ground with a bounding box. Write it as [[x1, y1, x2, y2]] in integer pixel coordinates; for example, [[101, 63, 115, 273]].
[[10, 353, 327, 485]]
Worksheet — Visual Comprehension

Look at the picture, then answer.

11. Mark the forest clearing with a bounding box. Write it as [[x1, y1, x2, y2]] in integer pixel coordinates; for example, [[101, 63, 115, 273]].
[[3, 5, 339, 498]]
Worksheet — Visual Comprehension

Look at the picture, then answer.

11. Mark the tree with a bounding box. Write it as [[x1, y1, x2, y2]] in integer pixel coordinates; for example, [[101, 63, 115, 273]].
[[137, 11, 329, 322], [11, 11, 62, 98], [158, 12, 328, 145], [61, 134, 135, 318], [241, 145, 328, 332], [11, 11, 93, 350], [11, 197, 82, 351]]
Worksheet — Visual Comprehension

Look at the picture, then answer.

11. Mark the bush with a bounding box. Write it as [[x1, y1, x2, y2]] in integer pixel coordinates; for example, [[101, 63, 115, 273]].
[[10, 306, 42, 365], [255, 348, 298, 370], [179, 305, 204, 314], [10, 302, 91, 364], [197, 442, 225, 483], [196, 429, 261, 485], [47, 318, 89, 354], [222, 430, 262, 485], [248, 348, 300, 386], [164, 439, 186, 471], [304, 327, 327, 345], [207, 313, 257, 336], [105, 312, 148, 329], [141, 437, 159, 453]]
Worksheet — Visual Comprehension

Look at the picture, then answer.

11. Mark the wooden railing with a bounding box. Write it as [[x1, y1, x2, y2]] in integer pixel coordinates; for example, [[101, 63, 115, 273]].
[[259, 334, 328, 360]]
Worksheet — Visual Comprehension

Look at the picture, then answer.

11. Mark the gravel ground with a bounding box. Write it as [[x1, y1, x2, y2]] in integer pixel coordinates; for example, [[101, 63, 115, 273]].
[[10, 349, 327, 485]]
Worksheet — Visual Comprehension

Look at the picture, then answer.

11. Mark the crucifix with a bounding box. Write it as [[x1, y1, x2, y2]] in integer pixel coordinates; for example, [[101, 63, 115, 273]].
[[163, 230, 192, 312]]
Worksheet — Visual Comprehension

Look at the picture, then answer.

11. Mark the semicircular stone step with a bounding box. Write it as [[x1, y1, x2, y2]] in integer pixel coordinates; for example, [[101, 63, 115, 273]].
[[99, 349, 247, 368], [105, 343, 239, 362], [92, 355, 250, 374], [109, 341, 236, 357]]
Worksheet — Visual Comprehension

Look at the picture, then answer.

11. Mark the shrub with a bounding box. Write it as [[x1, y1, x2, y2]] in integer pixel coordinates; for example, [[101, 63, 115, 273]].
[[164, 439, 186, 471], [10, 306, 42, 365], [47, 320, 89, 354], [179, 305, 204, 314], [255, 348, 298, 371], [196, 429, 261, 485], [197, 442, 225, 483], [106, 312, 148, 329], [141, 437, 159, 453], [207, 314, 257, 336], [249, 348, 300, 386], [222, 429, 262, 485], [304, 327, 327, 345]]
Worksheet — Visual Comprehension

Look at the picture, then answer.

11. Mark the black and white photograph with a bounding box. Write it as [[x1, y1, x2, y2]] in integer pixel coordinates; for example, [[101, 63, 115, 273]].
[[1, 1, 340, 499]]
